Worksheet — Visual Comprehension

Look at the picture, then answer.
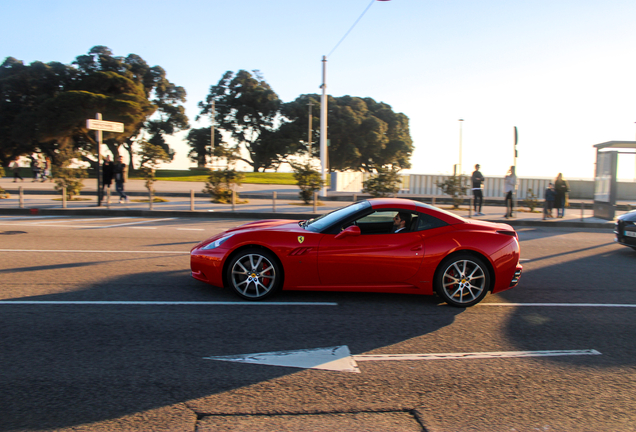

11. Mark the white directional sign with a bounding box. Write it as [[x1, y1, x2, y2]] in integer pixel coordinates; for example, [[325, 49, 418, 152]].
[[204, 346, 601, 373], [86, 119, 124, 133]]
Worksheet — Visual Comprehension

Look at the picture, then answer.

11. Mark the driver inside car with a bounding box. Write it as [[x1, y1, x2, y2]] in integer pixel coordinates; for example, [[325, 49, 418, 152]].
[[393, 212, 411, 233]]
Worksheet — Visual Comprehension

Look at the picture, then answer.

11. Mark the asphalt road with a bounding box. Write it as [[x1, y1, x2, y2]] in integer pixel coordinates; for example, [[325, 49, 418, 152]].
[[0, 216, 635, 432]]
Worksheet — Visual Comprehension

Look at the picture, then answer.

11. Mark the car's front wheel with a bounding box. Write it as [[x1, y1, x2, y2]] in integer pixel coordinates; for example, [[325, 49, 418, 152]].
[[435, 254, 491, 307], [226, 248, 282, 300]]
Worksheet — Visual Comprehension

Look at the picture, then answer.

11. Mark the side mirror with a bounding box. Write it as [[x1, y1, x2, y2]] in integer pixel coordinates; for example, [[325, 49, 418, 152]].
[[335, 225, 361, 240]]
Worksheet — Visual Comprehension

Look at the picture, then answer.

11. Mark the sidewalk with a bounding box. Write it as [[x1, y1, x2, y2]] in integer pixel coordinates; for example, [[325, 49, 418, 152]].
[[0, 177, 629, 229]]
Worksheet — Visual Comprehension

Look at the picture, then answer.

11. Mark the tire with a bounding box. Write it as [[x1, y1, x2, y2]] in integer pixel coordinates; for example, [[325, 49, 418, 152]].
[[435, 254, 491, 307], [226, 248, 282, 300]]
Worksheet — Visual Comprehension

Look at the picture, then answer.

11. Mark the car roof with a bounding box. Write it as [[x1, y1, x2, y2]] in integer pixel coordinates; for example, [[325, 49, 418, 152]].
[[367, 198, 465, 225]]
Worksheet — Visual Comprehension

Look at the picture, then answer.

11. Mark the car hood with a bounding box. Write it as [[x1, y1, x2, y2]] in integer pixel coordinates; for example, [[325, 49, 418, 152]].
[[225, 219, 301, 234], [617, 209, 636, 222]]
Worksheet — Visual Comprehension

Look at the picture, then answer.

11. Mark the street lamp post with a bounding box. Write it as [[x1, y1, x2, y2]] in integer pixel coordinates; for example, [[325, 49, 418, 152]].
[[458, 119, 464, 175], [320, 55, 328, 196]]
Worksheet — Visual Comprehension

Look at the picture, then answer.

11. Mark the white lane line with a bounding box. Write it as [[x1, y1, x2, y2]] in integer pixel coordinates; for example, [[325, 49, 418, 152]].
[[0, 249, 189, 254], [0, 216, 69, 220], [0, 301, 338, 306], [519, 258, 530, 262], [129, 227, 157, 229], [90, 217, 177, 229], [483, 303, 636, 308], [177, 228, 205, 231], [27, 217, 133, 225], [354, 349, 601, 361]]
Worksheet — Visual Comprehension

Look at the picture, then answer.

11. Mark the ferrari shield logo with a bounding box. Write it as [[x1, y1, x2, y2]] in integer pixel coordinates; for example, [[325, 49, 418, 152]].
[[297, 236, 305, 244]]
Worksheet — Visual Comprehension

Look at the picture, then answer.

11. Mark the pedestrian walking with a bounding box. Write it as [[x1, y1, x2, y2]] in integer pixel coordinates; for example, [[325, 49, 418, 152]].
[[30, 154, 41, 182], [543, 182, 556, 220], [11, 159, 23, 182], [41, 157, 52, 182], [554, 173, 569, 218], [102, 155, 114, 198], [113, 155, 128, 203], [471, 164, 485, 216], [504, 166, 517, 218]]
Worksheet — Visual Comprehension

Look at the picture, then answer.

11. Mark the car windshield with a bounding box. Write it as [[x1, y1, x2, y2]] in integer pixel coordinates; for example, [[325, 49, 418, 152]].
[[302, 201, 370, 232]]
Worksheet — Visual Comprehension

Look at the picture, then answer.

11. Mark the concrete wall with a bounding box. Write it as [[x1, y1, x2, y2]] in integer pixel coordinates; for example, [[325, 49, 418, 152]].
[[329, 172, 636, 200]]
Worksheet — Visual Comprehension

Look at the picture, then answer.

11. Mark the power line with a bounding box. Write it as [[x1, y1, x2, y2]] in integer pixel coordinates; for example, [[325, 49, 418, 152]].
[[327, 0, 377, 58]]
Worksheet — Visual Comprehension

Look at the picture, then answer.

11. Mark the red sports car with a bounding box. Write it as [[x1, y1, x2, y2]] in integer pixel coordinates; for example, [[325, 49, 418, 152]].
[[190, 198, 522, 307]]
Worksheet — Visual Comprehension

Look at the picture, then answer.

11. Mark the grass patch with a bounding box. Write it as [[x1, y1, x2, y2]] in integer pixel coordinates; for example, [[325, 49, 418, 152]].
[[289, 201, 325, 206], [52, 197, 92, 201], [130, 197, 170, 203], [127, 170, 300, 185]]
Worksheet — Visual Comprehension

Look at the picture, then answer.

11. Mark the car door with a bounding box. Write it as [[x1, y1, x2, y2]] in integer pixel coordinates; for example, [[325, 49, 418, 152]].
[[316, 209, 424, 286]]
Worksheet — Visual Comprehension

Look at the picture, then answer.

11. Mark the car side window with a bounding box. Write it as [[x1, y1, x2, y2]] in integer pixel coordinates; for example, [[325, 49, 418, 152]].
[[355, 210, 418, 234], [415, 213, 448, 231]]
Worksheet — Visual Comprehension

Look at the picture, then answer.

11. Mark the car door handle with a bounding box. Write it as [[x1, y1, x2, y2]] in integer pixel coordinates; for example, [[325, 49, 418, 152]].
[[410, 245, 422, 251]]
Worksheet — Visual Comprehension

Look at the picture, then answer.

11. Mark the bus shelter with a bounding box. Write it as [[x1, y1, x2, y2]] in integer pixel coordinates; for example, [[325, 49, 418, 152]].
[[593, 141, 636, 220]]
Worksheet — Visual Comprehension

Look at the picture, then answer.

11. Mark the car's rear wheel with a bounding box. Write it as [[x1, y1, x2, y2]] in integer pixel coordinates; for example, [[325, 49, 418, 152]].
[[226, 248, 282, 300], [435, 254, 491, 307]]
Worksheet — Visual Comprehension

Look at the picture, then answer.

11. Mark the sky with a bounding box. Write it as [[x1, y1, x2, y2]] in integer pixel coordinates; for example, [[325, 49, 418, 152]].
[[2, 0, 636, 180]]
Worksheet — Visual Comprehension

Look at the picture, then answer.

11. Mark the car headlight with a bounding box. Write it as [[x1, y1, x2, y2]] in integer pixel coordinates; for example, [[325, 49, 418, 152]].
[[201, 234, 234, 250]]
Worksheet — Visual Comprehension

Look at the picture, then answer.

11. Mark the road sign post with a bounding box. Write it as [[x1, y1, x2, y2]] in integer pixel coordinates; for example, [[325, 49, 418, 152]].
[[86, 115, 124, 206]]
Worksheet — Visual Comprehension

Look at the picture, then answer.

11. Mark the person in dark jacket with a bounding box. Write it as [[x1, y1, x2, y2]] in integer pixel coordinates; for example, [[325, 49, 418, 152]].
[[102, 155, 114, 193], [554, 173, 569, 218], [543, 183, 556, 220], [113, 156, 128, 204], [471, 164, 485, 216]]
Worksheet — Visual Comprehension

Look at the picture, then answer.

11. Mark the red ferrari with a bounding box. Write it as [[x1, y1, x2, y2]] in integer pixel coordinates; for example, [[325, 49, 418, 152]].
[[190, 198, 522, 307]]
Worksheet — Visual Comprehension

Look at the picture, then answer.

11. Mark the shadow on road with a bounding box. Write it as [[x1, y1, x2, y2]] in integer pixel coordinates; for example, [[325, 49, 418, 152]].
[[0, 271, 460, 431]]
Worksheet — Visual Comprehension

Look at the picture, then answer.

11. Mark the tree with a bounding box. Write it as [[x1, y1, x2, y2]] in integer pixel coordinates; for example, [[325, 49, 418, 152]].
[[185, 127, 232, 168], [136, 140, 171, 194], [73, 47, 189, 169], [326, 96, 413, 172], [0, 47, 188, 172], [290, 162, 325, 204], [278, 95, 414, 172], [198, 70, 290, 172]]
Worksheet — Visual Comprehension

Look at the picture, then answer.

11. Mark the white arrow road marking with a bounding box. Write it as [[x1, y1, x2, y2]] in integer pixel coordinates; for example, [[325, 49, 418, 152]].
[[204, 346, 601, 373], [204, 346, 361, 373]]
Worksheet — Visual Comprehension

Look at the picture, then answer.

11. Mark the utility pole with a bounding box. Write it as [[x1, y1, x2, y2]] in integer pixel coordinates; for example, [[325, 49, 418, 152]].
[[320, 55, 328, 196], [458, 119, 464, 175]]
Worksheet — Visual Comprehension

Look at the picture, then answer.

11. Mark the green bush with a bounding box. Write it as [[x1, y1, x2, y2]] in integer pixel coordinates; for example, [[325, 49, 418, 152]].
[[362, 167, 402, 197], [436, 175, 468, 209], [203, 169, 245, 203], [291, 162, 325, 204], [524, 188, 539, 212]]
